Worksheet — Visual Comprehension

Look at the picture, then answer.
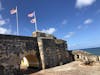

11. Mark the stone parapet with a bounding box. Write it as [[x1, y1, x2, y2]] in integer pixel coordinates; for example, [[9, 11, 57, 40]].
[[72, 50, 100, 62]]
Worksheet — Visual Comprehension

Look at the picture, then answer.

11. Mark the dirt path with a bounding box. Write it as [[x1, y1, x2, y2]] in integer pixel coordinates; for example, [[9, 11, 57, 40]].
[[30, 61, 100, 75]]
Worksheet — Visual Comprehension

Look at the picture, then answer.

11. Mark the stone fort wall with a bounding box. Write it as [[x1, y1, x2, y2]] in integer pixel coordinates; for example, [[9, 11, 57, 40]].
[[33, 31, 70, 69], [0, 31, 70, 74], [38, 38, 70, 69], [0, 31, 99, 74], [72, 50, 100, 62], [0, 34, 41, 74]]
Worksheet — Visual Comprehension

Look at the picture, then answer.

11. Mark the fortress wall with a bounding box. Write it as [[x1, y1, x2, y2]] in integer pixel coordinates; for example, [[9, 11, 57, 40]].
[[0, 34, 40, 74], [39, 38, 69, 68], [0, 32, 69, 73], [72, 50, 100, 62]]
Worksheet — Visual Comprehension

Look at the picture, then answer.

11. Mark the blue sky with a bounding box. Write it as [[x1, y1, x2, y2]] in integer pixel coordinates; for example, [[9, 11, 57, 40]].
[[0, 0, 100, 50]]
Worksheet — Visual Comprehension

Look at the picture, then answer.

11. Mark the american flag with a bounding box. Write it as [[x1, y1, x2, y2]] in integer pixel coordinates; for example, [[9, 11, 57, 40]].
[[10, 8, 17, 14], [30, 18, 36, 23], [28, 12, 35, 17]]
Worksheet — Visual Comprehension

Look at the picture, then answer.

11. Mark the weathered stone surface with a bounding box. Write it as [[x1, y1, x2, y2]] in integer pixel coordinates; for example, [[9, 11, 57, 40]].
[[72, 50, 100, 62], [0, 32, 69, 74], [41, 38, 68, 68], [0, 34, 41, 74]]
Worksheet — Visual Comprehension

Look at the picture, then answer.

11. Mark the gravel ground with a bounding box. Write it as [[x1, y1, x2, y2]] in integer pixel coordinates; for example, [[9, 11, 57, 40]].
[[30, 61, 100, 75]]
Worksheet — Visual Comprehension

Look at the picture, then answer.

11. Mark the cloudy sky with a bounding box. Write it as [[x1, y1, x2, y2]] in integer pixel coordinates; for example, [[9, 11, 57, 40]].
[[0, 0, 100, 50]]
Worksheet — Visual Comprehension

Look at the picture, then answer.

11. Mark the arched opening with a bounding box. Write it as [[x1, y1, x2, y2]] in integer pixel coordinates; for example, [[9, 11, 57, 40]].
[[77, 55, 79, 59], [20, 57, 29, 70], [20, 54, 41, 74]]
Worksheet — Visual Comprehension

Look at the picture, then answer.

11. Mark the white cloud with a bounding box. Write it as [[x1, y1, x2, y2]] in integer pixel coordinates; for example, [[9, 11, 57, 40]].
[[84, 19, 93, 24], [62, 20, 67, 25], [41, 28, 56, 34], [0, 15, 10, 26], [77, 25, 82, 29], [0, 27, 11, 34], [0, 2, 11, 35], [64, 32, 75, 39], [76, 0, 96, 8], [0, 20, 6, 26]]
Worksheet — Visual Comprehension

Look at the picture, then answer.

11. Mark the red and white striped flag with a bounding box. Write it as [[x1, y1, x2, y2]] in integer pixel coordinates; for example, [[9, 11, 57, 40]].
[[30, 18, 36, 23], [28, 12, 35, 17], [10, 8, 17, 14]]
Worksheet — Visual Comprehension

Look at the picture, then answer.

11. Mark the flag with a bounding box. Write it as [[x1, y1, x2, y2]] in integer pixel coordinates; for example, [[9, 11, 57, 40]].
[[10, 8, 17, 14], [30, 18, 36, 23], [28, 12, 35, 17]]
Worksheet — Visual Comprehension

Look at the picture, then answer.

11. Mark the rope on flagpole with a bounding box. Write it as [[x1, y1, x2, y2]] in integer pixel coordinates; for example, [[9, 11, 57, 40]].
[[34, 11, 38, 32], [16, 6, 19, 35]]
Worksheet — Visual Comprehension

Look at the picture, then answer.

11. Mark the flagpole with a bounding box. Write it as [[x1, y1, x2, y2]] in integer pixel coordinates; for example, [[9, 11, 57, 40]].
[[16, 6, 19, 35], [34, 11, 38, 31]]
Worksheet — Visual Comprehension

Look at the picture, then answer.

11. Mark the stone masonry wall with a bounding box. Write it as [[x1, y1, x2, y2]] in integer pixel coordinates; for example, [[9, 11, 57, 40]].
[[72, 50, 100, 62], [39, 38, 69, 69], [0, 32, 70, 74], [0, 34, 40, 74]]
